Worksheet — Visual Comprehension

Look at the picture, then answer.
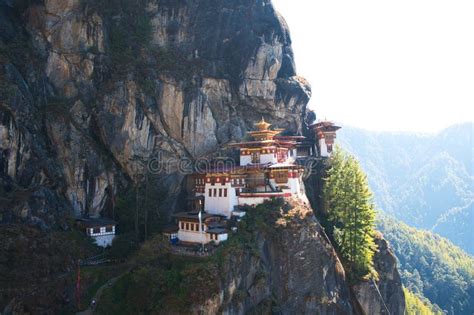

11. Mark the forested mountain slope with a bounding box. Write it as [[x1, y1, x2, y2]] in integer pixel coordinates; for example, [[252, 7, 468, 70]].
[[338, 123, 474, 254], [378, 215, 474, 315]]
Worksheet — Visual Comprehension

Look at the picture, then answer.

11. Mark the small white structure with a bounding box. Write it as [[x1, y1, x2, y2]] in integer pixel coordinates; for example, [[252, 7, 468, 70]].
[[173, 212, 228, 245], [77, 218, 117, 248], [311, 121, 341, 157]]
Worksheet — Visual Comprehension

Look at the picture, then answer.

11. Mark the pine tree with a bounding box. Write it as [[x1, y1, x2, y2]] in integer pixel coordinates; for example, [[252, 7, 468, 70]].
[[323, 148, 378, 279]]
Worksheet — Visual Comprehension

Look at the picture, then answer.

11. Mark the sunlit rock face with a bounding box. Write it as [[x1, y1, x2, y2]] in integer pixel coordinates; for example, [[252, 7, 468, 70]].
[[189, 200, 355, 314], [352, 236, 406, 315], [0, 0, 310, 223], [0, 1, 407, 314]]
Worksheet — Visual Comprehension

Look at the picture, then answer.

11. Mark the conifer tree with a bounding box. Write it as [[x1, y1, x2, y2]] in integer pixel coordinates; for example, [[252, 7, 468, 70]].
[[323, 148, 378, 279]]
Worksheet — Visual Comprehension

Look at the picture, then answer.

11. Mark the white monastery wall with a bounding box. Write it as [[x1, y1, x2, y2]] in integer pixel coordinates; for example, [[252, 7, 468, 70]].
[[319, 138, 328, 157], [93, 234, 115, 247], [240, 155, 251, 166], [204, 182, 236, 218]]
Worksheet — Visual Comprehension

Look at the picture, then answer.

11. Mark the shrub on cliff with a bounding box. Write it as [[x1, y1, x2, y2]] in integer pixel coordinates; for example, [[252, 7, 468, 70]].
[[323, 148, 378, 280], [404, 287, 443, 315]]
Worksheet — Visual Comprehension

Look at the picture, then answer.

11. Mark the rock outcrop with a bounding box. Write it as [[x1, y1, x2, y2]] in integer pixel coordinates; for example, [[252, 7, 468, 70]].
[[0, 0, 406, 314], [216, 200, 354, 314], [352, 236, 406, 315], [0, 0, 310, 225], [95, 200, 355, 314]]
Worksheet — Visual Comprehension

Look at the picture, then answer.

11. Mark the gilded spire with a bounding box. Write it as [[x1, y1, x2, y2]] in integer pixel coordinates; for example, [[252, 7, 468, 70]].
[[254, 117, 271, 131]]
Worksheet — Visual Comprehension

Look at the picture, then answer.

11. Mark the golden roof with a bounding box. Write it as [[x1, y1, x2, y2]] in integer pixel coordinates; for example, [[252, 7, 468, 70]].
[[254, 117, 271, 131]]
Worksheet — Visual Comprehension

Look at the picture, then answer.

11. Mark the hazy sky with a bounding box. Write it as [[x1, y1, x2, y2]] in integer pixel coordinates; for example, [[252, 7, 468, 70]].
[[272, 0, 474, 132]]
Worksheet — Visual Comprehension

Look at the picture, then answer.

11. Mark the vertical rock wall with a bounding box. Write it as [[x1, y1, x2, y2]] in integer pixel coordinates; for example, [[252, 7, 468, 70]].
[[0, 0, 310, 224]]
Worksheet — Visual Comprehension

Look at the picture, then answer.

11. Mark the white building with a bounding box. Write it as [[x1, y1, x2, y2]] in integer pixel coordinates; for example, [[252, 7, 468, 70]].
[[311, 121, 341, 157], [171, 118, 340, 246], [173, 212, 228, 245], [77, 218, 117, 248]]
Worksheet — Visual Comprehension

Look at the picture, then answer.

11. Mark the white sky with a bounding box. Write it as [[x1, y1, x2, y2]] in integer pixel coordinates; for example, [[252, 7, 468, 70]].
[[272, 0, 474, 132]]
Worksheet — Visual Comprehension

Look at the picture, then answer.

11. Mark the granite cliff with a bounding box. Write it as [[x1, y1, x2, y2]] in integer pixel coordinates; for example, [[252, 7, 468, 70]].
[[1, 0, 310, 225], [94, 199, 404, 315], [1, 0, 404, 313]]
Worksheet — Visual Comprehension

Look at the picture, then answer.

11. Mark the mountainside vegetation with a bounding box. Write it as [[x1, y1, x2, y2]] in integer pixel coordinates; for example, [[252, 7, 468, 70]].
[[378, 215, 474, 315], [323, 149, 378, 280], [338, 123, 474, 255], [404, 288, 443, 315], [92, 199, 358, 314]]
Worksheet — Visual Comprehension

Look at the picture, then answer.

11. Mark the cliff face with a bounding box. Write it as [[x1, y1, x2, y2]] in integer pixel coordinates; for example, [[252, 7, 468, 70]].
[[95, 200, 355, 314], [93, 200, 405, 315], [352, 236, 406, 315], [215, 201, 353, 314], [0, 0, 310, 225], [1, 1, 406, 314]]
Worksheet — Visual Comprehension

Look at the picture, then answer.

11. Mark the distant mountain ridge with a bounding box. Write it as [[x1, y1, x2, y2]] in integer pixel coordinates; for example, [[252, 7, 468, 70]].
[[338, 122, 474, 254], [377, 214, 474, 315]]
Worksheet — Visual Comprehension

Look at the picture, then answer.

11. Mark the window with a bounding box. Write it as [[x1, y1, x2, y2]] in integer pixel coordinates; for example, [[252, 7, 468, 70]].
[[180, 222, 184, 229], [236, 188, 240, 196], [208, 188, 212, 197], [106, 226, 113, 232], [275, 171, 288, 184], [224, 189, 227, 197], [213, 189, 217, 197], [185, 223, 189, 230], [219, 188, 222, 197], [251, 152, 260, 163], [93, 227, 100, 234]]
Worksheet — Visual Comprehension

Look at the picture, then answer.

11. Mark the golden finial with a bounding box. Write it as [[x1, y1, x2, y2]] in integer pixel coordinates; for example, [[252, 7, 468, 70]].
[[254, 117, 271, 131]]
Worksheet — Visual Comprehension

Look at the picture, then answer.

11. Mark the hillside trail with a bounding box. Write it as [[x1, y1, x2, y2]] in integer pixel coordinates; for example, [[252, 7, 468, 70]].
[[75, 270, 128, 315]]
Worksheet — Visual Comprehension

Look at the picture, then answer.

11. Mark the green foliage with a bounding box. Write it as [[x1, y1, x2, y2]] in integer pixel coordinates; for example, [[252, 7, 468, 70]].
[[86, 0, 152, 75], [114, 176, 165, 242], [338, 124, 474, 255], [96, 236, 220, 314], [153, 47, 205, 80], [83, 0, 205, 94], [95, 199, 289, 313], [138, 78, 155, 95], [323, 148, 378, 280], [107, 233, 139, 260], [79, 264, 128, 311], [404, 287, 444, 315], [114, 188, 136, 234], [378, 215, 474, 314]]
